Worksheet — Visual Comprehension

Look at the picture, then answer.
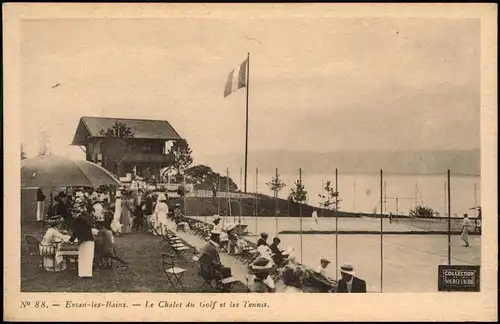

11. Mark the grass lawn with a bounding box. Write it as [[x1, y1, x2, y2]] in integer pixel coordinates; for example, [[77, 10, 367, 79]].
[[21, 224, 248, 293]]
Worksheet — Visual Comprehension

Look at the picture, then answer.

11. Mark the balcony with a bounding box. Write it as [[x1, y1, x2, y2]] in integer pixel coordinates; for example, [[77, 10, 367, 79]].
[[120, 152, 174, 164]]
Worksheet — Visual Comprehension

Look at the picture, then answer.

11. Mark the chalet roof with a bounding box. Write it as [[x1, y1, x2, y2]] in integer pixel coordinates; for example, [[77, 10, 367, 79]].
[[71, 117, 183, 145]]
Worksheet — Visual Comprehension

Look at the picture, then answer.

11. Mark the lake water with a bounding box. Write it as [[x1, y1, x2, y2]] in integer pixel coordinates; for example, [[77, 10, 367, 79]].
[[235, 172, 480, 216], [189, 216, 481, 292]]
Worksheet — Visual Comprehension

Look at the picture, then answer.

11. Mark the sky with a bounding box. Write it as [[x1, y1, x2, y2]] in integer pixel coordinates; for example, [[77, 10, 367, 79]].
[[20, 16, 481, 170]]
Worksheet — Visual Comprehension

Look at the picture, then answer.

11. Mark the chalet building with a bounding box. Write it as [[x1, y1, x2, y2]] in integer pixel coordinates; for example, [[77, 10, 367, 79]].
[[71, 117, 182, 178]]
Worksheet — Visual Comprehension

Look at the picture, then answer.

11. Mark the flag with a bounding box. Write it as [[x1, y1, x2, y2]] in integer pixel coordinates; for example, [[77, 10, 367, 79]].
[[224, 58, 248, 97]]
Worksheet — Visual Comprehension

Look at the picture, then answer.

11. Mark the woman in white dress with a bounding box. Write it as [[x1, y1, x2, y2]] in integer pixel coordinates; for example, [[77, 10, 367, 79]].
[[154, 193, 169, 235], [40, 215, 71, 272]]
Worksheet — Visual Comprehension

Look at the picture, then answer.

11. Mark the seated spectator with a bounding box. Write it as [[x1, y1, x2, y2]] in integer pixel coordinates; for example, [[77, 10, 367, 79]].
[[224, 223, 238, 254], [257, 244, 274, 261], [315, 257, 331, 277], [282, 267, 304, 293], [40, 215, 71, 272], [336, 262, 367, 293], [248, 257, 276, 293], [198, 230, 233, 291], [95, 220, 129, 268], [257, 232, 269, 247], [269, 237, 283, 264]]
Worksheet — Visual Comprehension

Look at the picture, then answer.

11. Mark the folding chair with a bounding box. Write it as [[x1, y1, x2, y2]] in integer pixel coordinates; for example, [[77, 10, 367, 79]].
[[25, 235, 41, 256], [25, 235, 59, 270], [239, 246, 259, 265], [161, 253, 186, 290], [198, 264, 223, 292], [219, 239, 229, 253], [39, 244, 58, 271], [220, 276, 239, 292], [164, 229, 190, 263]]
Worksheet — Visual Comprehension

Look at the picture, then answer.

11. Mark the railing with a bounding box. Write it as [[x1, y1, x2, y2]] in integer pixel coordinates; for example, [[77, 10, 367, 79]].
[[120, 153, 174, 163]]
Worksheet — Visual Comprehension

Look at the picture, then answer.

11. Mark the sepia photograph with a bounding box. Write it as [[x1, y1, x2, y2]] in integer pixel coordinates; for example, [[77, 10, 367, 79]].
[[4, 3, 498, 322]]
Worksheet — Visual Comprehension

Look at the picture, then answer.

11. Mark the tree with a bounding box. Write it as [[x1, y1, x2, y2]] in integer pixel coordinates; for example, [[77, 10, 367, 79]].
[[288, 179, 308, 203], [266, 172, 287, 198], [21, 143, 27, 160], [409, 205, 440, 218], [318, 180, 341, 210], [219, 175, 238, 192], [37, 131, 51, 156], [184, 164, 238, 191], [98, 121, 135, 138], [167, 139, 193, 175], [185, 164, 214, 181]]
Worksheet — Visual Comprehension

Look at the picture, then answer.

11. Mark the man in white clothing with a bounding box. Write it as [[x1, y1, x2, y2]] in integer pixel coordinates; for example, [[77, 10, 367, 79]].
[[461, 213, 472, 247], [315, 257, 331, 277]]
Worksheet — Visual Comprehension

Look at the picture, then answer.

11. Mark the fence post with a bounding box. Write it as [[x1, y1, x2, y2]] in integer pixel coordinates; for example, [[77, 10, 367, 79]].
[[299, 168, 303, 264], [447, 169, 451, 265], [335, 168, 339, 282], [380, 169, 384, 293], [275, 167, 279, 236]]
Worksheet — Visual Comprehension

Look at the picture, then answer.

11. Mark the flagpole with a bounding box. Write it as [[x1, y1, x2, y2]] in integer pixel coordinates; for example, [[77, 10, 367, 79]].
[[380, 169, 384, 293], [244, 52, 250, 193]]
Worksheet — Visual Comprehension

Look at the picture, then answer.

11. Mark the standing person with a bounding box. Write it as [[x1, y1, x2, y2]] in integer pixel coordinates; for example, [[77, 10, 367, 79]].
[[55, 192, 71, 228], [111, 190, 123, 235], [461, 213, 472, 247], [336, 262, 366, 293], [120, 189, 134, 234], [92, 197, 105, 223], [311, 209, 319, 230], [212, 215, 223, 232], [475, 207, 482, 233], [36, 188, 46, 222], [154, 193, 169, 235], [69, 200, 96, 278], [212, 183, 217, 199], [388, 212, 393, 224], [143, 192, 155, 229]]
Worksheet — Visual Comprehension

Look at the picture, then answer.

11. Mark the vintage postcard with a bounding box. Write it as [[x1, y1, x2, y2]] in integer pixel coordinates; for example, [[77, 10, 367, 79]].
[[3, 3, 498, 322]]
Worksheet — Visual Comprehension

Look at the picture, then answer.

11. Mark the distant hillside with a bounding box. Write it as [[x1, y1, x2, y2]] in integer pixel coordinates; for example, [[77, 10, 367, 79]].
[[197, 149, 480, 175]]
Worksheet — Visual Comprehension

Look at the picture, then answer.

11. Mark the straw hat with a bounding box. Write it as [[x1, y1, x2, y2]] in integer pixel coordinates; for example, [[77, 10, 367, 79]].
[[339, 262, 355, 276], [224, 222, 237, 232], [212, 215, 222, 222], [210, 229, 221, 236], [247, 257, 274, 274], [157, 193, 167, 201], [281, 248, 296, 261], [320, 257, 331, 264], [47, 215, 64, 225]]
